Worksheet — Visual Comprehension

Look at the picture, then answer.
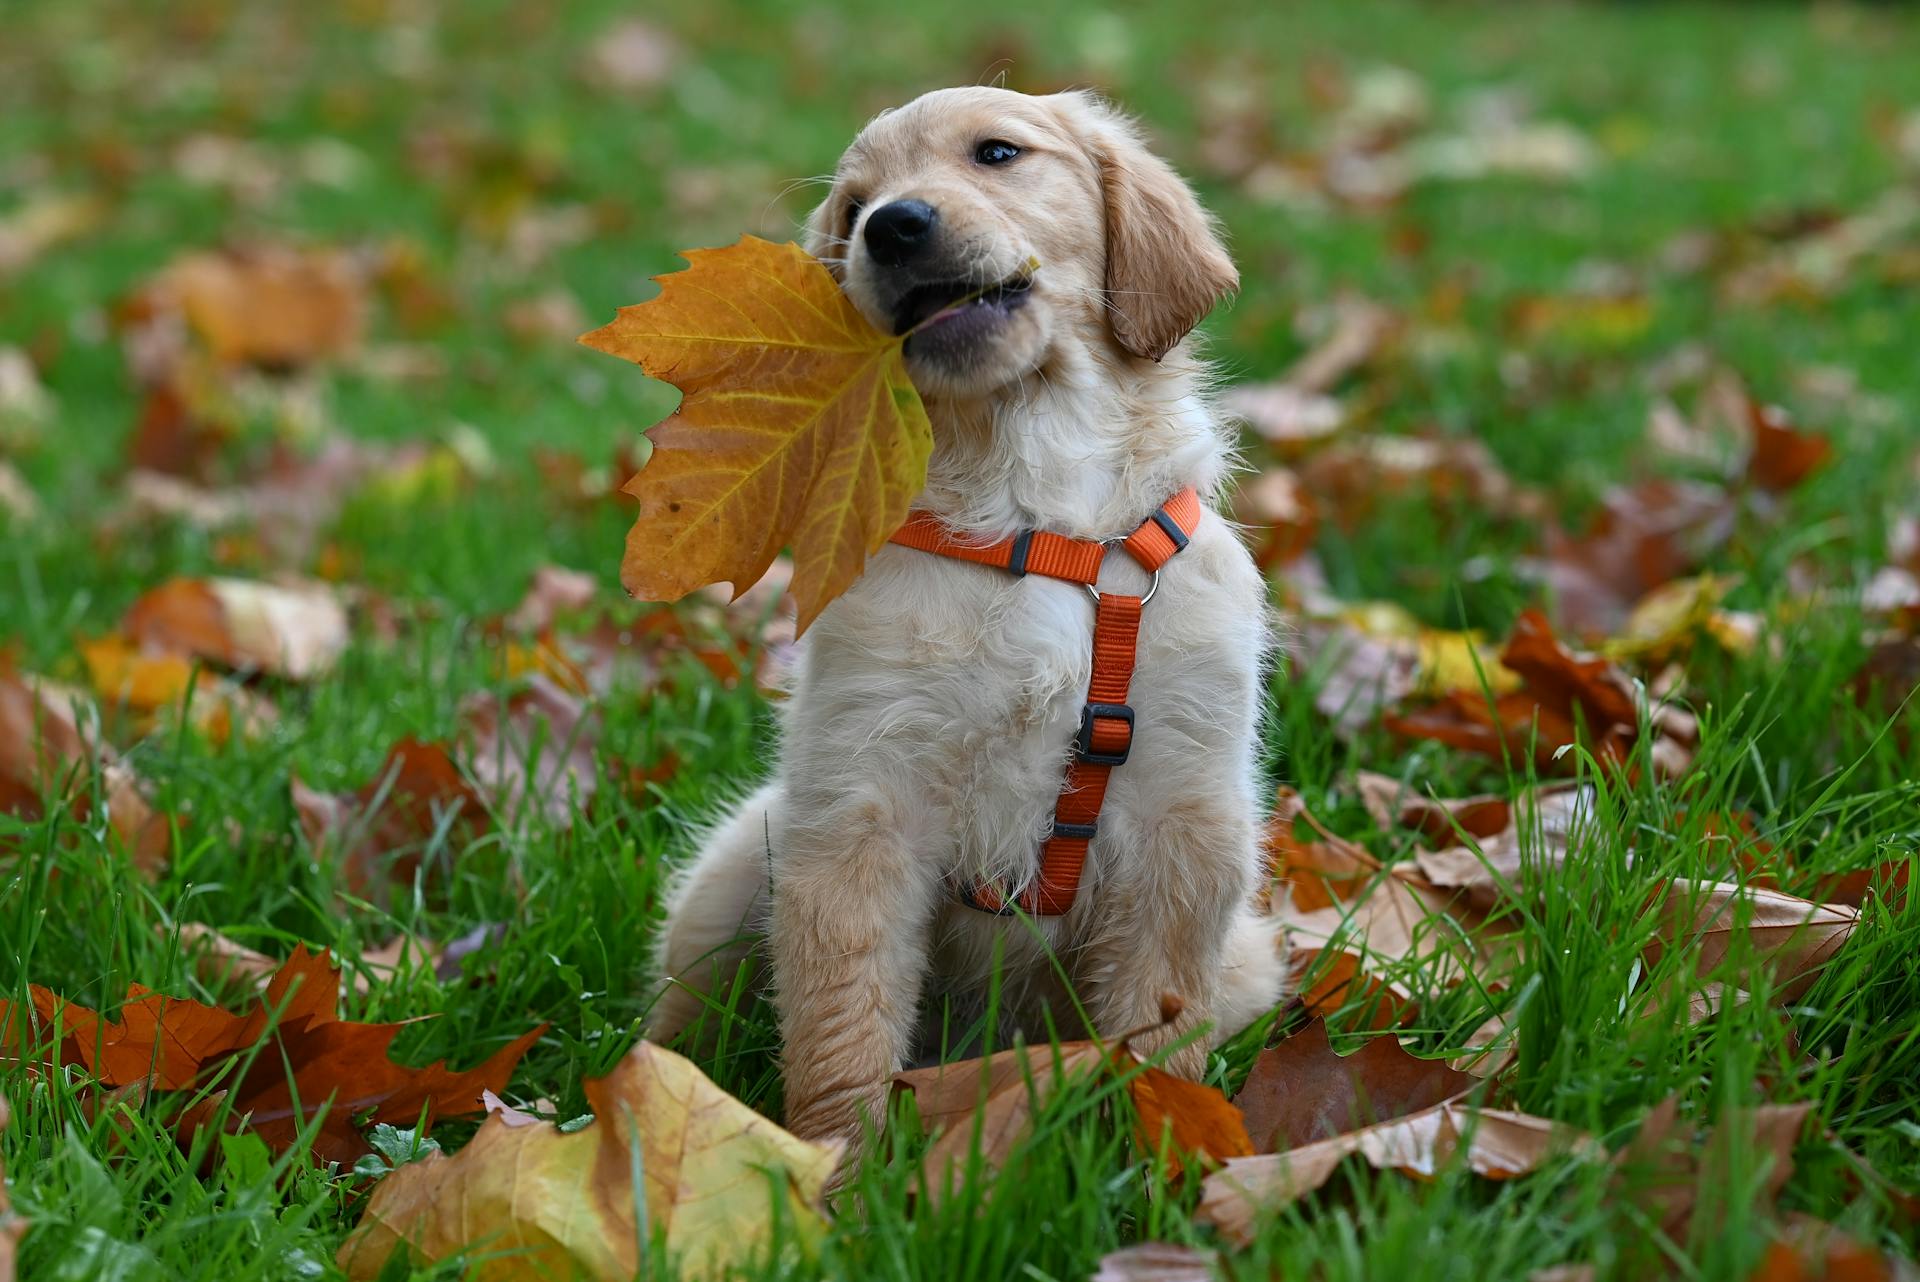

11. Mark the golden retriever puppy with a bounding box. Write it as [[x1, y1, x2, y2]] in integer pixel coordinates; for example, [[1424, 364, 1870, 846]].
[[647, 86, 1287, 1144]]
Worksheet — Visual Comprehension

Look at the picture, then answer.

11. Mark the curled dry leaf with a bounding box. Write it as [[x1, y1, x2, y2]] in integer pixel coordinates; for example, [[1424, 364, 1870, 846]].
[[338, 1041, 839, 1282], [1090, 1243, 1219, 1282], [458, 675, 601, 828], [128, 243, 367, 370], [1232, 467, 1318, 570], [78, 633, 278, 743], [1387, 608, 1697, 776], [295, 674, 601, 893], [0, 670, 170, 874], [893, 1025, 1252, 1203], [580, 236, 935, 633], [122, 576, 349, 680], [1642, 881, 1855, 1002], [1199, 1101, 1603, 1245], [1406, 783, 1596, 912], [0, 460, 34, 523], [0, 946, 543, 1163], [500, 564, 598, 635], [1233, 1020, 1474, 1154], [1539, 478, 1736, 641], [1614, 1098, 1815, 1242], [893, 1041, 1109, 1202]]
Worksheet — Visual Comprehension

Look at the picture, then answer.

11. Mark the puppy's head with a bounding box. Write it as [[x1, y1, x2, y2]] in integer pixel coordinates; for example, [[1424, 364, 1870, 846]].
[[806, 87, 1237, 399]]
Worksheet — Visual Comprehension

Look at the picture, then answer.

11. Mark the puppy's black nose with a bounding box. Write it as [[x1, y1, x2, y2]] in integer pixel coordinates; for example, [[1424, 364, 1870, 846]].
[[863, 199, 938, 268]]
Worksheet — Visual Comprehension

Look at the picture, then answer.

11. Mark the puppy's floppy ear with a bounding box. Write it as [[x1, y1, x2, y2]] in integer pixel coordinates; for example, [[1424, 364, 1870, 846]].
[[1059, 92, 1239, 361]]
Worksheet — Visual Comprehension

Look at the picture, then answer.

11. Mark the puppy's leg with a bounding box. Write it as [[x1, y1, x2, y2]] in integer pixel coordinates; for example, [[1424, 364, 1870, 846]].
[[1079, 797, 1273, 1079], [773, 788, 940, 1144], [646, 783, 779, 1043], [1215, 902, 1291, 1037]]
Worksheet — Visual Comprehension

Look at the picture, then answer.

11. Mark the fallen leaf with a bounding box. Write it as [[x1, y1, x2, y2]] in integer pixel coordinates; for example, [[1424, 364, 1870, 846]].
[[1199, 1101, 1602, 1244], [338, 1041, 838, 1281], [0, 946, 542, 1164], [1263, 786, 1382, 913], [132, 244, 367, 369], [1615, 1098, 1814, 1242], [581, 17, 678, 94], [894, 1007, 1250, 1201], [1387, 608, 1696, 776], [1752, 1216, 1911, 1282], [1539, 479, 1736, 641], [458, 675, 601, 827], [1642, 881, 1855, 1002], [1744, 400, 1831, 494], [0, 461, 35, 523], [1232, 468, 1319, 569], [500, 564, 599, 635], [76, 634, 278, 742], [0, 670, 170, 873], [1407, 783, 1596, 911], [580, 236, 935, 633], [894, 1042, 1109, 1202], [0, 192, 105, 277], [1090, 1243, 1218, 1282], [293, 738, 483, 894], [1233, 1020, 1474, 1154], [122, 577, 348, 680]]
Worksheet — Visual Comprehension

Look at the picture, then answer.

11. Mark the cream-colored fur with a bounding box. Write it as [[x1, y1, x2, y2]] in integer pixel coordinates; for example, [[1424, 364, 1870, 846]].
[[647, 87, 1287, 1145]]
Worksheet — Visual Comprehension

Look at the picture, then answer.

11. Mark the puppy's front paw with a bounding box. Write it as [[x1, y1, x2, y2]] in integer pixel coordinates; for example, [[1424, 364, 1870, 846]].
[[784, 1074, 894, 1148]]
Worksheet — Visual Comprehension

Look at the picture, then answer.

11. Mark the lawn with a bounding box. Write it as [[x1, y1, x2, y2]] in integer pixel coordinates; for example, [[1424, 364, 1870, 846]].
[[2, 1, 1918, 1279]]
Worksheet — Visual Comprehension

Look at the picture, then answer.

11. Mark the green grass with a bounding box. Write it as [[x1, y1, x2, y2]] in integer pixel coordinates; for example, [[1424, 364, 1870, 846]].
[[4, 0, 1920, 1279]]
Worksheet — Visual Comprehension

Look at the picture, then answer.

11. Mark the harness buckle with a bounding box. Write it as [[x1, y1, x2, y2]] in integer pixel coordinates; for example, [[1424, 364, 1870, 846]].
[[1075, 702, 1134, 766]]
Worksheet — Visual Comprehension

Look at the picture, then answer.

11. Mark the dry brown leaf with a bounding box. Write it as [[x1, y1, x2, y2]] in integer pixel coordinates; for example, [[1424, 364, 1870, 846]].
[[1615, 1098, 1815, 1242], [894, 1016, 1251, 1201], [580, 236, 935, 633], [132, 244, 367, 369], [0, 946, 542, 1163], [1234, 1020, 1474, 1154], [1263, 786, 1383, 913], [1387, 608, 1696, 776], [1090, 1243, 1218, 1282], [1407, 783, 1596, 912], [581, 17, 678, 94], [458, 675, 601, 828], [293, 738, 484, 895], [122, 577, 348, 680], [1223, 384, 1345, 448], [0, 460, 35, 524], [0, 670, 170, 874], [1299, 434, 1540, 531], [1232, 468, 1319, 570], [1642, 881, 1855, 1002], [1751, 1215, 1914, 1282], [1199, 1101, 1602, 1244], [500, 564, 599, 635], [339, 1042, 837, 1282], [296, 675, 600, 891], [1540, 479, 1737, 641]]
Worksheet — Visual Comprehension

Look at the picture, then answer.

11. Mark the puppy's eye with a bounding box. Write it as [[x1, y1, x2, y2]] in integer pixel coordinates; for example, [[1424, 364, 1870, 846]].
[[974, 140, 1021, 166], [845, 196, 865, 225]]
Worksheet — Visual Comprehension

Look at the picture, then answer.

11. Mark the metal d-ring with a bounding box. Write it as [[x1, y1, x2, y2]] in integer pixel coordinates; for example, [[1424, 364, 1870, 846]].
[[1085, 569, 1160, 607]]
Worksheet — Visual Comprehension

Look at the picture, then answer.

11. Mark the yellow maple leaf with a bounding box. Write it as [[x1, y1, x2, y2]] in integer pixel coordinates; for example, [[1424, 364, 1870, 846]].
[[337, 1040, 840, 1281], [579, 236, 933, 633]]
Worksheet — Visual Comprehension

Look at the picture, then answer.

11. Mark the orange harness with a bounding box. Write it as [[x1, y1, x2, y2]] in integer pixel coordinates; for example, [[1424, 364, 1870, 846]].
[[887, 488, 1202, 916]]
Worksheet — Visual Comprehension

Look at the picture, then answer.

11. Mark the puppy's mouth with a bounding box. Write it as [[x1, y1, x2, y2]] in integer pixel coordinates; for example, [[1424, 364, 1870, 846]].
[[891, 272, 1034, 341]]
